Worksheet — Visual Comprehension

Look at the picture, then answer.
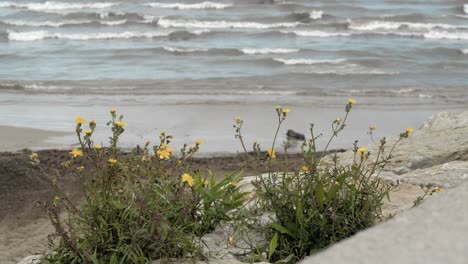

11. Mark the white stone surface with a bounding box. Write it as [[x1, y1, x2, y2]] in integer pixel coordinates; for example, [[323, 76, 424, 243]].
[[300, 180, 468, 264]]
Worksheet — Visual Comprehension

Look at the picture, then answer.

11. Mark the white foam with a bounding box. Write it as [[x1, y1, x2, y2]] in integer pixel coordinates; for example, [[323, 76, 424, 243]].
[[283, 30, 351, 37], [163, 46, 208, 53], [309, 10, 324, 20], [158, 17, 300, 29], [240, 48, 299, 54], [464, 4, 468, 14], [460, 49, 468, 54], [2, 19, 128, 27], [0, 1, 118, 11], [100, 20, 127, 26], [8, 30, 169, 41], [145, 2, 233, 9], [3, 20, 90, 27], [274, 58, 347, 65], [424, 31, 468, 40], [349, 20, 468, 31]]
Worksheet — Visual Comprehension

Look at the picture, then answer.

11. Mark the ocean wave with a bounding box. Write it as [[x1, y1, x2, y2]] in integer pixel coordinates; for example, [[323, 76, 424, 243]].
[[158, 17, 300, 29], [309, 10, 323, 20], [0, 1, 118, 11], [2, 19, 90, 27], [163, 46, 209, 53], [7, 30, 170, 41], [464, 4, 468, 14], [281, 30, 351, 37], [145, 2, 233, 10], [423, 31, 468, 40], [349, 20, 468, 31], [461, 49, 468, 54], [2, 19, 130, 27], [240, 48, 298, 54], [273, 58, 347, 65]]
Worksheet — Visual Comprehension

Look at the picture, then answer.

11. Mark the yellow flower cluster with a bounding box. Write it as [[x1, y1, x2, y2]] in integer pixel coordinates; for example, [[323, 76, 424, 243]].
[[267, 147, 276, 159], [182, 173, 194, 187], [70, 148, 83, 158], [358, 147, 367, 157], [195, 139, 204, 145], [30, 152, 39, 160], [108, 158, 117, 164], [116, 120, 127, 127], [74, 117, 86, 124], [157, 143, 174, 160], [348, 98, 357, 104]]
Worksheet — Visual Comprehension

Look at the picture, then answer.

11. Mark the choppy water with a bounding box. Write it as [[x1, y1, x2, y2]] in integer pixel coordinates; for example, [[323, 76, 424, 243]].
[[0, 1, 467, 151]]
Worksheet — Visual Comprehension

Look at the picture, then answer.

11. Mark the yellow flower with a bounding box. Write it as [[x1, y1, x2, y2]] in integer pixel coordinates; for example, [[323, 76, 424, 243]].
[[182, 173, 194, 187], [30, 152, 39, 160], [70, 148, 83, 158], [160, 130, 166, 136], [233, 117, 241, 124], [335, 118, 341, 123], [195, 139, 204, 145], [231, 181, 238, 187], [370, 125, 376, 130], [334, 181, 340, 186], [203, 179, 209, 186], [434, 187, 442, 193], [77, 166, 85, 171], [358, 147, 367, 157], [115, 120, 127, 127], [301, 165, 309, 173], [83, 129, 92, 135], [406, 127, 413, 134], [348, 98, 357, 104], [74, 117, 86, 124], [108, 158, 117, 164], [267, 147, 276, 159], [275, 105, 281, 110], [157, 149, 171, 160], [94, 144, 101, 149], [228, 236, 235, 246], [110, 108, 116, 114], [282, 108, 291, 114]]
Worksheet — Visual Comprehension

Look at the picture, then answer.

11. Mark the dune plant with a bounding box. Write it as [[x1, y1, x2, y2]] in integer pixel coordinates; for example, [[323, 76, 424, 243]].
[[36, 109, 247, 263], [231, 99, 413, 263]]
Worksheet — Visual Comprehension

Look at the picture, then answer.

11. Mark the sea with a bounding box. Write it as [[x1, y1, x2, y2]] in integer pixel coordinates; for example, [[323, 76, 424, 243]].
[[0, 0, 467, 153]]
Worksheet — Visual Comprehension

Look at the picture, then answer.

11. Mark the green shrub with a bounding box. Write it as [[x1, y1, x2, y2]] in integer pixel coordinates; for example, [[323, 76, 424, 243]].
[[231, 99, 411, 263], [36, 109, 248, 263]]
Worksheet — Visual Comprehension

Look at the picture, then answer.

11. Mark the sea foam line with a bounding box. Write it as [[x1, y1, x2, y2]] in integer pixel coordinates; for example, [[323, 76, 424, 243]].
[[158, 17, 300, 29], [2, 19, 128, 27], [163, 46, 209, 53], [145, 2, 233, 9], [309, 10, 323, 20], [7, 30, 170, 41], [349, 20, 468, 31], [464, 4, 468, 14], [240, 48, 299, 54], [281, 30, 351, 37], [0, 1, 118, 10], [274, 58, 347, 65]]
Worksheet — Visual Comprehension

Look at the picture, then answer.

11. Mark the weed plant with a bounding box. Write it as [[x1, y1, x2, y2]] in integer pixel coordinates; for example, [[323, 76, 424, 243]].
[[33, 110, 247, 263], [231, 99, 412, 263]]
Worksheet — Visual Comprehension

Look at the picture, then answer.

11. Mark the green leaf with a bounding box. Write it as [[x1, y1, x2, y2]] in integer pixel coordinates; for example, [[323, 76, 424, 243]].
[[315, 182, 325, 209], [110, 199, 126, 210], [271, 223, 295, 238], [275, 253, 295, 264], [269, 232, 278, 260]]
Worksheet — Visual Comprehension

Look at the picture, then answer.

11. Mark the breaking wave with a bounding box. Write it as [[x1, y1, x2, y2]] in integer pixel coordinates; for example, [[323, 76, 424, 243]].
[[0, 1, 118, 11], [7, 30, 170, 41], [145, 2, 233, 10], [282, 30, 351, 37], [349, 20, 468, 31], [240, 48, 299, 54], [273, 58, 347, 65], [158, 17, 300, 29]]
